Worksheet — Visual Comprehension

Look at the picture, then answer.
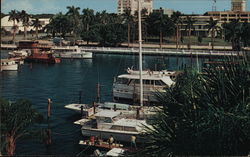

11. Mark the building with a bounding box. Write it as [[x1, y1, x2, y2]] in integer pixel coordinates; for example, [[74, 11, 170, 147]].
[[231, 0, 246, 11], [153, 8, 175, 17], [117, 0, 153, 15], [206, 11, 250, 23], [179, 15, 212, 37], [1, 15, 50, 33], [206, 0, 249, 23]]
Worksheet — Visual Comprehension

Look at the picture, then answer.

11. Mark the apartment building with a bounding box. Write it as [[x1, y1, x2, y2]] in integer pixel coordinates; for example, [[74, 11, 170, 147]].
[[117, 0, 153, 15]]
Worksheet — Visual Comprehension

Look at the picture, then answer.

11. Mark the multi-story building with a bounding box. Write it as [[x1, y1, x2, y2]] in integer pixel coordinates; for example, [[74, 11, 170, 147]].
[[206, 11, 250, 23], [117, 0, 153, 15], [206, 0, 249, 23], [231, 0, 246, 11]]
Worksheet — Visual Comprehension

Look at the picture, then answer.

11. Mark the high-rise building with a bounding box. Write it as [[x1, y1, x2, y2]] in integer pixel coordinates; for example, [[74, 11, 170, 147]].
[[117, 0, 153, 15], [231, 0, 246, 11]]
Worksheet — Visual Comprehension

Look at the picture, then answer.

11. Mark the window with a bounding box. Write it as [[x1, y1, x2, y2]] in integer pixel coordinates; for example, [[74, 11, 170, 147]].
[[124, 127, 137, 132], [155, 80, 167, 86]]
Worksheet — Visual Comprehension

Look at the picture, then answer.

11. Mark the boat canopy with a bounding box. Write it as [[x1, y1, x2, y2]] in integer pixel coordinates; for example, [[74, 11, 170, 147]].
[[99, 102, 130, 110], [95, 110, 121, 118]]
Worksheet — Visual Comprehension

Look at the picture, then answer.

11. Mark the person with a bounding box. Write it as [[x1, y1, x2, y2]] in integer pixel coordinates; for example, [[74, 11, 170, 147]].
[[131, 135, 137, 149], [108, 135, 114, 148]]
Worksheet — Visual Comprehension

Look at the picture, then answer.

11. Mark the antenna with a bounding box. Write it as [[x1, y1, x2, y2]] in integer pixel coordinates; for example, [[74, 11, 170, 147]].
[[212, 0, 217, 11]]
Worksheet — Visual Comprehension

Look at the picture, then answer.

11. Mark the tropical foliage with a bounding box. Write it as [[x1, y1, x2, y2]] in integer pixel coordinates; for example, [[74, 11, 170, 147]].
[[143, 57, 250, 156], [0, 98, 43, 156], [8, 10, 20, 42], [223, 19, 250, 50], [206, 17, 221, 50]]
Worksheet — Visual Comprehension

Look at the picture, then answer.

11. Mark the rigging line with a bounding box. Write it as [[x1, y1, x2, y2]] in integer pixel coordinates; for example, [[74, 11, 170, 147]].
[[76, 145, 91, 157]]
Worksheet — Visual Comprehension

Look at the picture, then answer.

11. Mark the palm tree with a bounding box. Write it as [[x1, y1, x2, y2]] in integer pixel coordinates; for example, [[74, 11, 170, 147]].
[[66, 6, 80, 40], [223, 19, 243, 51], [122, 9, 134, 47], [8, 10, 20, 42], [0, 98, 43, 156], [31, 18, 42, 39], [206, 17, 221, 50], [154, 9, 168, 49], [185, 16, 196, 49], [143, 57, 250, 156], [82, 8, 95, 45], [171, 11, 182, 49], [19, 10, 30, 39]]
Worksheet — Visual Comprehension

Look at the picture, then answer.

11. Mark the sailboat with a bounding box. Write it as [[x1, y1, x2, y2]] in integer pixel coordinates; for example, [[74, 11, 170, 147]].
[[79, 1, 156, 143]]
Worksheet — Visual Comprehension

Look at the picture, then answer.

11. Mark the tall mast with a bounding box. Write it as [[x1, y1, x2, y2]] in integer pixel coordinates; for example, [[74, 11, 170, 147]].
[[138, 0, 143, 107]]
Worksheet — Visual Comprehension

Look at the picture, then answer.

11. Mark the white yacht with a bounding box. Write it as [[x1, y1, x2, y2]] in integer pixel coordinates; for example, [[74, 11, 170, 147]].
[[81, 110, 151, 143], [113, 68, 178, 103], [52, 46, 93, 59], [8, 49, 30, 58], [0, 59, 18, 71]]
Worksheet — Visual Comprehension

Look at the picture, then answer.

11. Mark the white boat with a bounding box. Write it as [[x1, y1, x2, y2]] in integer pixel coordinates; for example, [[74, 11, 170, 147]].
[[113, 68, 178, 103], [8, 49, 30, 58], [52, 46, 93, 59], [81, 110, 151, 143], [0, 59, 18, 71]]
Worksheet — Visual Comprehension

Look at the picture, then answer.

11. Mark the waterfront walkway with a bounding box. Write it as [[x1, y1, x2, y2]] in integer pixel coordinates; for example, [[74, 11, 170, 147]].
[[80, 46, 244, 58]]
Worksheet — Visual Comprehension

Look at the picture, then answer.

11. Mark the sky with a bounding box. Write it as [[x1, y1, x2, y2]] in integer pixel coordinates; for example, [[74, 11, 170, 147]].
[[1, 0, 250, 15]]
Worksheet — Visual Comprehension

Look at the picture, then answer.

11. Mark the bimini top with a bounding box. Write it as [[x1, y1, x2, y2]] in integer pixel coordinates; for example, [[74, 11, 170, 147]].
[[95, 110, 121, 118]]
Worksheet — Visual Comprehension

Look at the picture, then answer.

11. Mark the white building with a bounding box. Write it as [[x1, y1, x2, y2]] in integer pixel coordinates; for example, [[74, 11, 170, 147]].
[[1, 15, 50, 33], [117, 0, 153, 15]]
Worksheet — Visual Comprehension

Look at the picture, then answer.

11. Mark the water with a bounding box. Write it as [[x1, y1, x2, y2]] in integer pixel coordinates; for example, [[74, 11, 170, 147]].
[[0, 50, 208, 155]]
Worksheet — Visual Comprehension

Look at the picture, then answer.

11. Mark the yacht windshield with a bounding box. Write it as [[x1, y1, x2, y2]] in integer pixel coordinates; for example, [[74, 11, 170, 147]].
[[116, 78, 129, 84]]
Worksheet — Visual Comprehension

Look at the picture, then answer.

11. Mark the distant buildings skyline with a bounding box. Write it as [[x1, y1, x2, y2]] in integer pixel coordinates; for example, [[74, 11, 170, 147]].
[[1, 0, 250, 15]]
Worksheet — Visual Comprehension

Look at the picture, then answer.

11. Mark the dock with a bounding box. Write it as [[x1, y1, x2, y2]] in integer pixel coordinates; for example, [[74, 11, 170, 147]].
[[80, 46, 246, 58]]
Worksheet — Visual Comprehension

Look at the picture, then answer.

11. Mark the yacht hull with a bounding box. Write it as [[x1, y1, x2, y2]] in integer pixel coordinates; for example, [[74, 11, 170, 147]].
[[81, 127, 145, 143], [1, 64, 18, 71], [54, 52, 93, 59]]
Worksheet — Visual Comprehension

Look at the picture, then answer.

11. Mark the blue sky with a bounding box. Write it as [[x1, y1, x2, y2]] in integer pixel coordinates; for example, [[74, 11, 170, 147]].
[[1, 0, 250, 14]]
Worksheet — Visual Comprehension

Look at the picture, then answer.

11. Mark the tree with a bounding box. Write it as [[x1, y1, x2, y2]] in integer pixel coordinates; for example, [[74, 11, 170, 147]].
[[171, 11, 183, 49], [222, 19, 243, 51], [8, 10, 20, 42], [66, 6, 81, 40], [240, 21, 250, 47], [147, 10, 175, 49], [206, 17, 221, 50], [122, 9, 134, 47], [31, 18, 42, 39], [185, 16, 196, 49], [143, 57, 250, 156], [81, 8, 95, 45], [0, 98, 43, 156], [19, 10, 30, 39]]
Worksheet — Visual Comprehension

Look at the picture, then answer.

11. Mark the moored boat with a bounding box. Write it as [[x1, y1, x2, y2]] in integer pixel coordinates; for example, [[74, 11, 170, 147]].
[[113, 68, 178, 103], [52, 46, 93, 59], [0, 59, 18, 71], [25, 51, 61, 64]]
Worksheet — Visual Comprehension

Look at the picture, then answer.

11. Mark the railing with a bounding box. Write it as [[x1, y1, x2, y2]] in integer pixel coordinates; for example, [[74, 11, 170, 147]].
[[79, 46, 243, 56]]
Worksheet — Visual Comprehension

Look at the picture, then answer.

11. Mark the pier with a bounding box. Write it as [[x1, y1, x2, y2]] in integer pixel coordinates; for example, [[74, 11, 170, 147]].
[[79, 46, 245, 58]]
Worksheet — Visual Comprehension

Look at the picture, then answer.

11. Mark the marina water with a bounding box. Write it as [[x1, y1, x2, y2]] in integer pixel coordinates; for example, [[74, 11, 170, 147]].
[[0, 50, 207, 155]]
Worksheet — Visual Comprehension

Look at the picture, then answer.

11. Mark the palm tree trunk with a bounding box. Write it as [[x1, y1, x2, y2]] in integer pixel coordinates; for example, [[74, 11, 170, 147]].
[[24, 26, 27, 40], [176, 25, 179, 49], [128, 23, 130, 47], [12, 21, 16, 42], [211, 28, 214, 50], [160, 30, 162, 49], [6, 134, 16, 156], [188, 28, 191, 49], [36, 27, 38, 39]]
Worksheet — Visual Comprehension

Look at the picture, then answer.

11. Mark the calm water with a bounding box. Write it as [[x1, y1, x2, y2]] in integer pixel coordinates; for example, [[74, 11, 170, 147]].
[[0, 50, 208, 155]]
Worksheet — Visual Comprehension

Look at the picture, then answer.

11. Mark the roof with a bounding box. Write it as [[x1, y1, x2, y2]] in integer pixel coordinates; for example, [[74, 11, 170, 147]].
[[114, 118, 146, 128], [100, 102, 130, 110], [95, 110, 121, 118]]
